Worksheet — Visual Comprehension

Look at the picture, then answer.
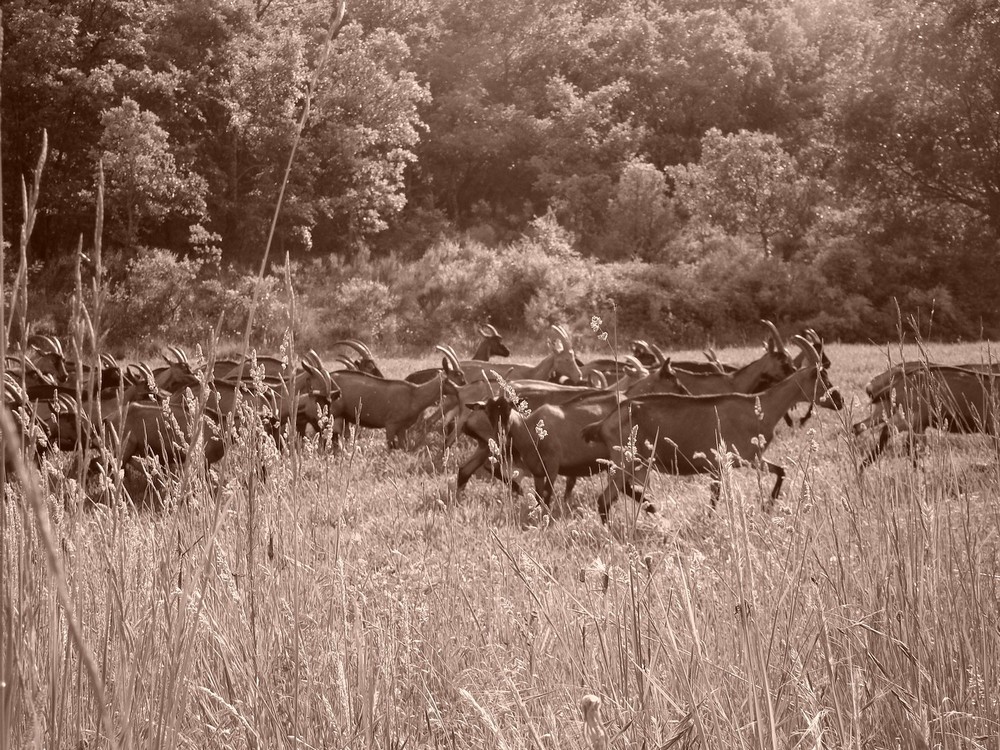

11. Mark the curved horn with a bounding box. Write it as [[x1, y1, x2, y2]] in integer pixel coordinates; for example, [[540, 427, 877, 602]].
[[3, 376, 26, 404], [347, 339, 375, 359], [649, 343, 667, 367], [305, 349, 325, 369], [44, 335, 64, 356], [481, 324, 501, 338], [761, 320, 787, 352], [137, 362, 157, 382], [551, 325, 572, 346], [333, 339, 374, 360], [435, 345, 462, 374], [588, 370, 608, 388], [791, 335, 820, 366], [56, 391, 81, 413], [301, 360, 330, 394], [622, 355, 646, 374], [169, 346, 189, 364], [334, 354, 358, 370]]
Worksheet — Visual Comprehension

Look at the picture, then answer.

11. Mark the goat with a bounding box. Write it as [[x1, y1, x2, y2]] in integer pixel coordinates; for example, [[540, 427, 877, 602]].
[[669, 321, 795, 395], [26, 334, 70, 383], [200, 356, 336, 441], [455, 325, 583, 385], [2, 375, 54, 470], [152, 347, 203, 393], [853, 362, 999, 468], [576, 355, 648, 389], [332, 339, 385, 377], [31, 392, 104, 453], [470, 324, 511, 361], [66, 353, 123, 396], [404, 346, 469, 387], [113, 399, 225, 470], [329, 365, 462, 449], [407, 325, 509, 385], [215, 353, 290, 381], [455, 358, 690, 498], [632, 340, 734, 374], [783, 329, 832, 427], [581, 336, 844, 522], [5, 335, 69, 389], [457, 364, 691, 510]]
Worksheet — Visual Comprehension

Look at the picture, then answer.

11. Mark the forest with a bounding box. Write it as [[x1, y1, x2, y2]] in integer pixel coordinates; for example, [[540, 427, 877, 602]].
[[2, 0, 999, 348]]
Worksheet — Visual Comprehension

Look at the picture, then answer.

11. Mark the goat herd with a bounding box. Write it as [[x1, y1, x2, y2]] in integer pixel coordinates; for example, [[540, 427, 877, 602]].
[[2, 321, 998, 517]]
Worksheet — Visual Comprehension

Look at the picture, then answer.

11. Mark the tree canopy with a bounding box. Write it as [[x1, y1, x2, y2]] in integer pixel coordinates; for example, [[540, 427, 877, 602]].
[[1, 0, 998, 340]]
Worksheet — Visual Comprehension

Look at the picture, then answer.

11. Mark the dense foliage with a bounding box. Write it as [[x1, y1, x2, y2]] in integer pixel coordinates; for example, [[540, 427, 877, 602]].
[[3, 0, 999, 345]]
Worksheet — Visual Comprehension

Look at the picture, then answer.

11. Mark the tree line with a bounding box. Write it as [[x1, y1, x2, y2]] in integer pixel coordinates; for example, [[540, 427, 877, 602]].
[[2, 0, 999, 343]]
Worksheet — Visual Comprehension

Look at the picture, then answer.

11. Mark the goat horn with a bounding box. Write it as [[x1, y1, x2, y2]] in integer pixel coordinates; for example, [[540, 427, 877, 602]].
[[348, 339, 375, 359], [761, 320, 787, 352], [320, 362, 333, 394], [45, 335, 64, 356], [551, 324, 572, 345], [56, 392, 78, 411], [650, 343, 667, 366], [302, 359, 329, 394], [27, 334, 56, 354], [333, 339, 374, 360], [334, 354, 358, 370], [305, 349, 324, 369], [435, 345, 462, 374], [791, 335, 821, 366], [622, 355, 645, 373]]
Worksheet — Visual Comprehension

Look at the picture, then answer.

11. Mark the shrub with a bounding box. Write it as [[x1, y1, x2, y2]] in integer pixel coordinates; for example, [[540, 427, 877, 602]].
[[321, 278, 399, 343]]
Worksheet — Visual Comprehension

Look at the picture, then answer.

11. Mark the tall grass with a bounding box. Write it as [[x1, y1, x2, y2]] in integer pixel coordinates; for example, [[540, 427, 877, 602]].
[[3, 340, 1000, 748]]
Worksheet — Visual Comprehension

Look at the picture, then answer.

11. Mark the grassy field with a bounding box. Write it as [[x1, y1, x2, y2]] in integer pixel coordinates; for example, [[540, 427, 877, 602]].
[[3, 339, 1000, 749]]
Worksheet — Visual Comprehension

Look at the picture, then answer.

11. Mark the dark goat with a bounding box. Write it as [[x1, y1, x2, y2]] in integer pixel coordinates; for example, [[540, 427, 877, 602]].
[[582, 337, 843, 522], [470, 324, 511, 361], [853, 362, 999, 468]]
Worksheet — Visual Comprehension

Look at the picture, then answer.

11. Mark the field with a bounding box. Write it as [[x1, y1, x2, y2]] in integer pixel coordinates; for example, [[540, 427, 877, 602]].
[[3, 339, 1000, 749]]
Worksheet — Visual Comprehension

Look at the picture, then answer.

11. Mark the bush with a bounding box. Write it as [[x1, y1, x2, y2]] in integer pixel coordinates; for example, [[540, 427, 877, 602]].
[[104, 248, 290, 351], [321, 278, 399, 342]]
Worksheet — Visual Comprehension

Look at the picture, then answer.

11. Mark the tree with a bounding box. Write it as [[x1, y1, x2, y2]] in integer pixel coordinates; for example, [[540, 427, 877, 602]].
[[832, 0, 1000, 236], [667, 128, 811, 256], [99, 98, 207, 245], [531, 76, 642, 255], [606, 158, 672, 260], [304, 24, 429, 255]]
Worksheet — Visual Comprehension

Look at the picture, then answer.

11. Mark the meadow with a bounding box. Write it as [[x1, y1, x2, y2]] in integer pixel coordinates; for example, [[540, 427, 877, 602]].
[[2, 337, 1000, 749]]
